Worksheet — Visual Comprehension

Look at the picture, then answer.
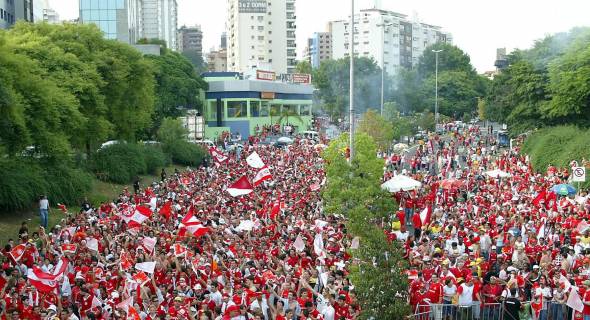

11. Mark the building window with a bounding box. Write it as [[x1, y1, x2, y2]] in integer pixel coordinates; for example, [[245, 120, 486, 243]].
[[208, 102, 217, 121], [258, 26, 264, 31], [270, 104, 281, 117], [227, 101, 247, 118], [250, 101, 261, 117], [300, 105, 311, 116]]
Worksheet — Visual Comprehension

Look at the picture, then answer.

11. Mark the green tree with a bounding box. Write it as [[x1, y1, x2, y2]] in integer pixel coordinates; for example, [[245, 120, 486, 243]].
[[357, 110, 394, 150], [421, 71, 484, 118], [157, 118, 188, 146], [147, 49, 208, 135], [544, 29, 590, 126], [417, 42, 476, 79], [295, 60, 312, 74], [322, 133, 409, 318], [181, 49, 207, 74], [418, 112, 436, 131]]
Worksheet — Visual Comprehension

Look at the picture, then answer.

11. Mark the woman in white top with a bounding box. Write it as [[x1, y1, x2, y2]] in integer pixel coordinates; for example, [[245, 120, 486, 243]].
[[442, 279, 457, 320]]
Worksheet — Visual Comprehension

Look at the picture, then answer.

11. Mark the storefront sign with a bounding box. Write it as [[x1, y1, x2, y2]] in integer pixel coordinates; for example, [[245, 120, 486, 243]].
[[256, 70, 276, 81], [238, 0, 267, 13], [278, 73, 312, 84], [261, 92, 275, 99]]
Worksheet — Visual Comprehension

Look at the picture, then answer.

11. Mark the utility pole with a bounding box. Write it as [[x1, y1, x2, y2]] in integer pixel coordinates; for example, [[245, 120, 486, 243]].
[[432, 49, 443, 129], [349, 0, 355, 163]]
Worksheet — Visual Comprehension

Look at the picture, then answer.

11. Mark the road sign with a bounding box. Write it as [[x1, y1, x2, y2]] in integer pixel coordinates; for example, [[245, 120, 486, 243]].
[[573, 167, 586, 182]]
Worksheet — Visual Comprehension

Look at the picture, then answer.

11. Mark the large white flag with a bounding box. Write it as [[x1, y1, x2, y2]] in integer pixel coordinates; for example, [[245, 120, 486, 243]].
[[135, 261, 156, 274], [293, 235, 305, 252], [246, 151, 265, 168], [567, 287, 584, 312]]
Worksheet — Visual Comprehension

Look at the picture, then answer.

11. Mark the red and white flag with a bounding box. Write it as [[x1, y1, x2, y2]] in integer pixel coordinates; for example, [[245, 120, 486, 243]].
[[121, 206, 153, 228], [57, 203, 68, 213], [31, 257, 68, 282], [132, 271, 150, 286], [116, 296, 133, 313], [128, 306, 141, 320], [141, 237, 157, 254], [419, 206, 431, 225], [209, 147, 228, 164], [27, 269, 57, 293], [246, 151, 265, 168], [179, 209, 209, 237], [60, 244, 77, 254], [173, 243, 188, 258], [119, 251, 133, 271], [253, 166, 272, 186], [226, 176, 254, 197], [9, 244, 26, 262], [310, 183, 321, 192]]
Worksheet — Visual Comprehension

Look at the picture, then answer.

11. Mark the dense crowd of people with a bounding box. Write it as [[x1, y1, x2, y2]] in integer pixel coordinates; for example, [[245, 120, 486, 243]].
[[1, 134, 358, 320], [386, 124, 590, 320]]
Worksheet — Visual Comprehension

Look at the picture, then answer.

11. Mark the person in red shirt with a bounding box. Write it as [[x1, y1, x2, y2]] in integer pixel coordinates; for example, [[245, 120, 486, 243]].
[[333, 295, 351, 319]]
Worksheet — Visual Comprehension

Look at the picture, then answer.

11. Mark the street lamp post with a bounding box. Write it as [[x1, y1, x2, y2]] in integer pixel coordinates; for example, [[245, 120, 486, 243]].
[[432, 49, 442, 129], [377, 22, 394, 117], [349, 0, 355, 163]]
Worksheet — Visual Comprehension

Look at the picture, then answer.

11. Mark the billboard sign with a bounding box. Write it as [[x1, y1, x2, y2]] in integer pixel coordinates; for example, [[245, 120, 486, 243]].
[[239, 0, 267, 13], [256, 70, 276, 81], [278, 73, 312, 84]]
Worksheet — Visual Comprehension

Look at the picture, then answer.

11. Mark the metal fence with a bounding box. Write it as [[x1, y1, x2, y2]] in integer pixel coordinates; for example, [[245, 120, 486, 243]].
[[408, 302, 573, 320]]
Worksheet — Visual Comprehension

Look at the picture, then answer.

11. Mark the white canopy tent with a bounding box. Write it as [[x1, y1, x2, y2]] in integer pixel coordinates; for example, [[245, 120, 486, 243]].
[[485, 169, 512, 178], [381, 175, 422, 192]]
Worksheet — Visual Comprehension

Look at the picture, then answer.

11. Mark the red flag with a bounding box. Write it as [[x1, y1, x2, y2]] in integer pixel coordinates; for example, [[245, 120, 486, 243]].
[[27, 269, 57, 293], [226, 176, 253, 197], [57, 203, 67, 213], [128, 306, 141, 320], [132, 271, 150, 286], [159, 201, 172, 220], [208, 147, 228, 164], [532, 190, 546, 207], [253, 166, 272, 186], [270, 201, 281, 219], [60, 244, 77, 254], [9, 244, 26, 262], [141, 237, 157, 254]]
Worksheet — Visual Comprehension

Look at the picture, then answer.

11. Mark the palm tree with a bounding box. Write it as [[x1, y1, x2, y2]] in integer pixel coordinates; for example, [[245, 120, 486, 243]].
[[270, 105, 303, 126]]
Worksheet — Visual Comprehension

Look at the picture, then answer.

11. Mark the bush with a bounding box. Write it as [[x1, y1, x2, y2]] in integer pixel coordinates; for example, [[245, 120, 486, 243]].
[[0, 160, 92, 211], [90, 143, 147, 184], [140, 144, 170, 175], [43, 165, 93, 207], [166, 141, 206, 167], [522, 126, 590, 188]]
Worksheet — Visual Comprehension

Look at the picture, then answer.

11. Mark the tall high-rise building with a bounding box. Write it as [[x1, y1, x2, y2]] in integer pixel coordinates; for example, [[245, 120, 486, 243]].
[[220, 32, 227, 50], [306, 32, 332, 69], [227, 0, 297, 74], [141, 0, 177, 50], [330, 8, 452, 75], [177, 25, 202, 55], [207, 49, 228, 72], [79, 0, 142, 43], [14, 0, 33, 22], [0, 0, 16, 29]]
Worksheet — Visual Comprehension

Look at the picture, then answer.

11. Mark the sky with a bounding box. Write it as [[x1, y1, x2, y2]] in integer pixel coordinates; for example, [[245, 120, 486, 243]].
[[50, 0, 590, 72]]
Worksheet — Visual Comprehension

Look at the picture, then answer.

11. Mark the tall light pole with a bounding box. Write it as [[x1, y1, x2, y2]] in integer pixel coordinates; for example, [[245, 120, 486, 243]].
[[377, 22, 394, 117], [349, 0, 355, 163], [432, 49, 443, 129]]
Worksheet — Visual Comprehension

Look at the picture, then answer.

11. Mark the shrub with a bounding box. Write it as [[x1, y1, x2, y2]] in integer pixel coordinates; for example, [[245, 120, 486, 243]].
[[90, 143, 147, 184], [523, 126, 590, 188], [0, 160, 92, 212], [166, 141, 206, 167], [43, 165, 93, 207], [140, 144, 170, 175]]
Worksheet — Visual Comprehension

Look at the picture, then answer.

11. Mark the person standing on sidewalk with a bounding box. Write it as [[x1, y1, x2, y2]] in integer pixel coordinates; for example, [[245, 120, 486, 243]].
[[38, 195, 49, 229]]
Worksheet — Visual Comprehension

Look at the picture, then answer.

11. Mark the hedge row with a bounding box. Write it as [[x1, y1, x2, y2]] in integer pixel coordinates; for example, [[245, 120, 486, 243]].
[[0, 160, 92, 212], [522, 126, 590, 188], [89, 143, 170, 184]]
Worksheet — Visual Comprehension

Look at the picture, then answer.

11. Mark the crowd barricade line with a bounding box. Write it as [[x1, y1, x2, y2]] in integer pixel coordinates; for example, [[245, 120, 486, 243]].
[[408, 301, 576, 320]]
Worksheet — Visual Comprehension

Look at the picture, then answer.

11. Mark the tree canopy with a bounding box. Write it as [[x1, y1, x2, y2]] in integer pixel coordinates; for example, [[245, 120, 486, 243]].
[[484, 27, 590, 133]]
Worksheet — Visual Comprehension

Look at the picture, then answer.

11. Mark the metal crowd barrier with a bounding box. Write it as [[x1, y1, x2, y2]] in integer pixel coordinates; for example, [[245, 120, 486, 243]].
[[408, 302, 572, 320]]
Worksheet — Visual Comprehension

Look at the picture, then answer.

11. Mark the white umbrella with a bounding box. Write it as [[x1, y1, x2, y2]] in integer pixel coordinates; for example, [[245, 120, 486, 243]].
[[484, 169, 512, 178], [277, 137, 293, 144], [381, 175, 422, 193]]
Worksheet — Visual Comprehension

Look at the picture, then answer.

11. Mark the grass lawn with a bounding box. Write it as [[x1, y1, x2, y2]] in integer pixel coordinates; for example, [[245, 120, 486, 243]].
[[0, 164, 184, 245]]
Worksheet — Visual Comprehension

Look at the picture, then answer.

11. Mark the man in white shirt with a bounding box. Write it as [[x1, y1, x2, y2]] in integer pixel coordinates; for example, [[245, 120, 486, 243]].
[[39, 195, 49, 229]]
